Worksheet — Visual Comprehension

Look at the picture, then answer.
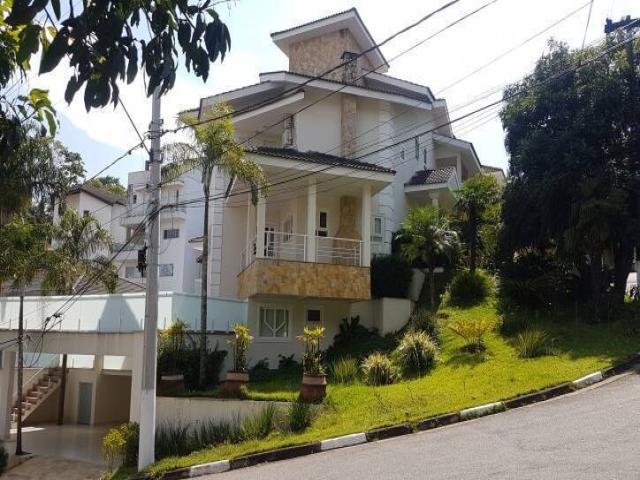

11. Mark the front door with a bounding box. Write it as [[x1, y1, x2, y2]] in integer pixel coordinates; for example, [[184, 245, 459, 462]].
[[77, 382, 93, 425]]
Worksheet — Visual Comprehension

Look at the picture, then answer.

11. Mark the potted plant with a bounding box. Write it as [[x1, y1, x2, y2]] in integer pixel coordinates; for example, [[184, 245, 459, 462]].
[[223, 324, 253, 392], [297, 326, 327, 402], [158, 320, 188, 395]]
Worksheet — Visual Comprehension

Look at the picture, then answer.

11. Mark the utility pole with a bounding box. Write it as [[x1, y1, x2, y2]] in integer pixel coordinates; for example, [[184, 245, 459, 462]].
[[138, 88, 162, 470], [15, 295, 24, 455]]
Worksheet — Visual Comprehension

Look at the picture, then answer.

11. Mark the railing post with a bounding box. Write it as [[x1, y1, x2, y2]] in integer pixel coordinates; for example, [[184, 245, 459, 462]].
[[256, 195, 266, 259]]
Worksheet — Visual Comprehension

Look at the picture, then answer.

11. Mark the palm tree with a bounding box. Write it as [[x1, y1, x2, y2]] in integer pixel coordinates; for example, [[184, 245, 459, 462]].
[[453, 174, 501, 272], [399, 206, 459, 308], [0, 213, 115, 454], [48, 208, 117, 294], [163, 103, 268, 388]]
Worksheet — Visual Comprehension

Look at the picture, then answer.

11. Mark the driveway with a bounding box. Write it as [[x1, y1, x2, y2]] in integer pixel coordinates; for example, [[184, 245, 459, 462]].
[[2, 456, 103, 480], [211, 371, 640, 480]]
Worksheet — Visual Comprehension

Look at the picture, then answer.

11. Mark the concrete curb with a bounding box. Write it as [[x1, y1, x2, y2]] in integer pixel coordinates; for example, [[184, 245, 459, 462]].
[[459, 401, 505, 420], [320, 433, 367, 451], [142, 355, 640, 480], [572, 371, 604, 388]]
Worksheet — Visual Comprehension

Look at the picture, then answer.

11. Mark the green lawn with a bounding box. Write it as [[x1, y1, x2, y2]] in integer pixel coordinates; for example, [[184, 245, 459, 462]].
[[122, 298, 640, 478]]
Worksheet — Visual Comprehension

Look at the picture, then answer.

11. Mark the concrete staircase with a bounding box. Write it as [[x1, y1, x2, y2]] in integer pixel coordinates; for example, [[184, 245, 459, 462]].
[[11, 367, 63, 427]]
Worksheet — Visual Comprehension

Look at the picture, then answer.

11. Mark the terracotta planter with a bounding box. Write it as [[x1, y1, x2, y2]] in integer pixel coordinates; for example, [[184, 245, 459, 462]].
[[222, 371, 249, 392], [300, 373, 327, 402], [158, 374, 185, 396]]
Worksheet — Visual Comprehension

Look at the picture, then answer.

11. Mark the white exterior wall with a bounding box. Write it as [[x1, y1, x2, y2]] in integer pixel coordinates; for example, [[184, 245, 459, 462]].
[[295, 93, 341, 152]]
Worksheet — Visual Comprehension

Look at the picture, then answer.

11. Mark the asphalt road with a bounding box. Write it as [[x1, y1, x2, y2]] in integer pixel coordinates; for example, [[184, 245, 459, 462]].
[[211, 371, 640, 480]]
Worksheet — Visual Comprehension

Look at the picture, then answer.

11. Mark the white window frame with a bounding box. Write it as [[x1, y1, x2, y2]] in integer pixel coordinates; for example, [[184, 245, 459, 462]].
[[163, 228, 180, 239], [159, 263, 174, 277], [372, 215, 384, 243], [257, 304, 292, 342], [304, 305, 324, 325]]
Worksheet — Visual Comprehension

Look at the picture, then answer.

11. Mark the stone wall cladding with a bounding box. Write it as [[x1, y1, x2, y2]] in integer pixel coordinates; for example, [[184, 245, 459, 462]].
[[288, 29, 372, 83], [237, 259, 370, 301]]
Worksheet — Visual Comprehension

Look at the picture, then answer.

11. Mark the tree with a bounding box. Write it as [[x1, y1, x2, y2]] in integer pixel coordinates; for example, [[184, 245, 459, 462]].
[[163, 103, 268, 388], [499, 37, 640, 316], [89, 176, 126, 197], [1, 0, 232, 161], [0, 131, 84, 225], [399, 206, 459, 308], [48, 209, 117, 294], [454, 174, 501, 272], [0, 213, 115, 454]]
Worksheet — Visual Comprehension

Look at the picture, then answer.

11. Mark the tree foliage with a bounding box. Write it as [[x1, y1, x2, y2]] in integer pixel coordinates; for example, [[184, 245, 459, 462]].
[[454, 174, 501, 272], [89, 175, 126, 197], [499, 36, 640, 316]]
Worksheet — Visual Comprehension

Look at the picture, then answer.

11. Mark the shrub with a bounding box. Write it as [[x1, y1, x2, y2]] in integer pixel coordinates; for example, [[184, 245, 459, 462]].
[[242, 403, 276, 440], [498, 313, 528, 337], [328, 357, 359, 384], [0, 444, 6, 476], [228, 324, 253, 373], [408, 309, 442, 345], [361, 352, 397, 386], [158, 346, 227, 390], [394, 331, 438, 375], [102, 422, 139, 469], [297, 326, 325, 375], [513, 329, 550, 358], [448, 317, 493, 352], [448, 269, 493, 305], [289, 400, 314, 432], [325, 316, 396, 363], [371, 254, 413, 298], [156, 423, 191, 459]]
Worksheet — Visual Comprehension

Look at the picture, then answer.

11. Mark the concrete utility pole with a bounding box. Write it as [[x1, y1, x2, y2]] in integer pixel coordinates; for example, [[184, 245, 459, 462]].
[[138, 88, 162, 470]]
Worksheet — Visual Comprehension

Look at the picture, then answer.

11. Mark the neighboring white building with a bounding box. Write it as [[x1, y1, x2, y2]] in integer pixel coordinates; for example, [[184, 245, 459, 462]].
[[185, 8, 503, 366]]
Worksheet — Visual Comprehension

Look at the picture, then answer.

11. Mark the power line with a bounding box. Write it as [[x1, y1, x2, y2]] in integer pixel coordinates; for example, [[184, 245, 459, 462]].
[[582, 0, 596, 48]]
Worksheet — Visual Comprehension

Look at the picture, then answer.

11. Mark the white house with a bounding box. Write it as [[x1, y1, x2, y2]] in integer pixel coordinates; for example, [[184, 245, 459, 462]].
[[185, 8, 502, 366]]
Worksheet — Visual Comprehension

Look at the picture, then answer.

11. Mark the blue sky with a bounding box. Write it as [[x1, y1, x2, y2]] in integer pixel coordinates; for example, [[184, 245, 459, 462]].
[[34, 0, 640, 184]]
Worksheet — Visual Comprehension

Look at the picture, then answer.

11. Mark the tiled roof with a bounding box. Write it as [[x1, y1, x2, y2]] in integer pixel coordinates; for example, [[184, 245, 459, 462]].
[[69, 184, 126, 206], [251, 146, 395, 174], [405, 168, 456, 187], [271, 8, 358, 37]]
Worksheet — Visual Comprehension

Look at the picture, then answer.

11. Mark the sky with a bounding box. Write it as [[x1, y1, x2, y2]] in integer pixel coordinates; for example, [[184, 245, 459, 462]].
[[26, 0, 640, 184]]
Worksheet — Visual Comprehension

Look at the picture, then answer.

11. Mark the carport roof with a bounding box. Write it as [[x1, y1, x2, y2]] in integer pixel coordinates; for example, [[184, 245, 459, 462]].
[[405, 167, 456, 186]]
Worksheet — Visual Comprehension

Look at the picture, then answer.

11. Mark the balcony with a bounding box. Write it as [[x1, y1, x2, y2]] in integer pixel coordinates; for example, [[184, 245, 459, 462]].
[[120, 202, 187, 226], [237, 230, 370, 301]]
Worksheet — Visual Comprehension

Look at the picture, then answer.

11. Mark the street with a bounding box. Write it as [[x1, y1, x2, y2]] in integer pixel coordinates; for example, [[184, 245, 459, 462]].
[[211, 371, 640, 480]]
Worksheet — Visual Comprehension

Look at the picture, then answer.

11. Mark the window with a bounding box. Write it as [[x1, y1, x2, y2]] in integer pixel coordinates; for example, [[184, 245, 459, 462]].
[[163, 228, 179, 239], [306, 308, 322, 323], [83, 210, 90, 217], [317, 211, 328, 237], [282, 215, 293, 242], [400, 149, 405, 161], [159, 264, 174, 277], [423, 149, 428, 168], [372, 216, 384, 243], [132, 194, 137, 204], [259, 306, 289, 338]]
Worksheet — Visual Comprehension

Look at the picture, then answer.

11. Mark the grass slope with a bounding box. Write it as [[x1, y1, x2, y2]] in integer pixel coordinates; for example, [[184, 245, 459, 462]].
[[125, 298, 639, 478]]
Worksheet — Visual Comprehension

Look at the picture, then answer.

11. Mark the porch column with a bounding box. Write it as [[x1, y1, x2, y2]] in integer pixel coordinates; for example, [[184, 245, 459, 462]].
[[245, 195, 253, 266], [430, 193, 440, 208], [361, 183, 372, 267], [306, 180, 317, 262], [0, 351, 16, 441], [256, 194, 266, 259], [456, 154, 462, 183]]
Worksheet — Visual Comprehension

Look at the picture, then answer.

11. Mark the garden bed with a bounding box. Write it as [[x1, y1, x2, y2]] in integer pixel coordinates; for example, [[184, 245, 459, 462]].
[[110, 297, 640, 479]]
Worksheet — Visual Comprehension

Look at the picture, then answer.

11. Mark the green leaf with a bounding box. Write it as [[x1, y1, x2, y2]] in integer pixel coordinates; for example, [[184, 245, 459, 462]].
[[39, 30, 68, 74], [17, 24, 41, 65], [44, 108, 57, 136], [50, 0, 60, 19]]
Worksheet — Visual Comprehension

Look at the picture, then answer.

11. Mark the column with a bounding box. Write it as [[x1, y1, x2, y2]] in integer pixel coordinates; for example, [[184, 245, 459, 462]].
[[456, 154, 462, 184], [256, 194, 266, 259], [430, 193, 440, 208], [426, 133, 436, 170], [361, 183, 372, 267], [245, 195, 253, 266], [306, 180, 317, 262], [129, 340, 143, 423], [0, 351, 16, 441]]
